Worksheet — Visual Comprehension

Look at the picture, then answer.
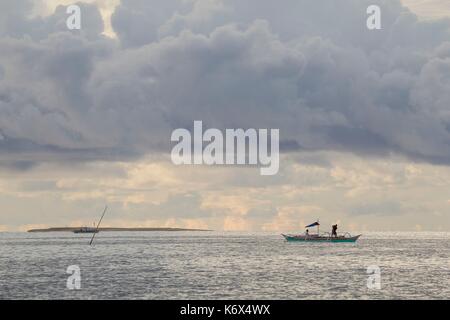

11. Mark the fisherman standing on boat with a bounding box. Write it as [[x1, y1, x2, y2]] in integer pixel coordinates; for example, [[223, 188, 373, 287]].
[[331, 224, 338, 237]]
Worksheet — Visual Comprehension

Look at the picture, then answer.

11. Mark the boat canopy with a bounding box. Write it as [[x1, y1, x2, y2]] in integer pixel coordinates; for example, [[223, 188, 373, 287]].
[[305, 221, 320, 228]]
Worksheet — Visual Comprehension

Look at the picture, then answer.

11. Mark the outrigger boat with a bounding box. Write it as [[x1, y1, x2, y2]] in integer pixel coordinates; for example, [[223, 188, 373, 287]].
[[282, 221, 361, 243], [73, 227, 99, 234]]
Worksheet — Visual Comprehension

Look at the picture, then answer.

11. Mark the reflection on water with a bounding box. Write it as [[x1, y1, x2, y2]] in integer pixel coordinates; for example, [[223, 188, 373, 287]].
[[0, 231, 449, 299]]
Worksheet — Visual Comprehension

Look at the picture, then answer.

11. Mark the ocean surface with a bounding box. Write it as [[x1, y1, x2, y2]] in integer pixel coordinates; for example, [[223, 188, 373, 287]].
[[0, 231, 449, 299]]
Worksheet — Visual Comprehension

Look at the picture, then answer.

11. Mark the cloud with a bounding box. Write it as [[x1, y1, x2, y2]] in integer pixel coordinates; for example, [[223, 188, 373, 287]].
[[111, 0, 189, 47], [0, 0, 450, 172], [0, 1, 104, 40], [5, 2, 450, 232], [1, 0, 450, 169], [350, 200, 404, 216], [1, 151, 450, 231], [403, 0, 450, 20]]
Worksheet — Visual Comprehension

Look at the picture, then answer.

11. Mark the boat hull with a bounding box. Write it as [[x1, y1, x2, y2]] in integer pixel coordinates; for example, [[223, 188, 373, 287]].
[[282, 234, 361, 243], [73, 228, 99, 234], [73, 230, 98, 234]]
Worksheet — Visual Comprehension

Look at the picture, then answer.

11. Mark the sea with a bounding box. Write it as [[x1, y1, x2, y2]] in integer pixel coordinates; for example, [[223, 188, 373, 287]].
[[0, 231, 449, 299]]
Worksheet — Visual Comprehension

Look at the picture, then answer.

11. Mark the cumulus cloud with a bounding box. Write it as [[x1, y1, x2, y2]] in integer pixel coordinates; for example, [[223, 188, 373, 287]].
[[1, 0, 450, 168]]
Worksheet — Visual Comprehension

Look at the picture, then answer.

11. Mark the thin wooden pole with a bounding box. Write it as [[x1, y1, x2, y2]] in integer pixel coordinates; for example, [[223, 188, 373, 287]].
[[89, 205, 108, 246]]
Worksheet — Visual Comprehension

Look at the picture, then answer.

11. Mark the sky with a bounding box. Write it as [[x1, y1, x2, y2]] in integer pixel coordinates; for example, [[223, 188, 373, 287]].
[[1, 0, 450, 232]]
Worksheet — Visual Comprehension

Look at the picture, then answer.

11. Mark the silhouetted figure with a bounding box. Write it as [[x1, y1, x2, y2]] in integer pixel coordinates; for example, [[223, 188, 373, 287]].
[[305, 229, 309, 236], [332, 224, 338, 237]]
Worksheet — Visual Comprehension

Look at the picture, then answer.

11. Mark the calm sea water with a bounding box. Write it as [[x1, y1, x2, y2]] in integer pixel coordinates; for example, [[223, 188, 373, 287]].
[[0, 231, 449, 299]]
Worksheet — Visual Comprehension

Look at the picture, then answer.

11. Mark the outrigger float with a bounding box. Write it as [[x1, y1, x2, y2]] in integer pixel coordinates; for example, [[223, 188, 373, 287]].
[[282, 221, 361, 243]]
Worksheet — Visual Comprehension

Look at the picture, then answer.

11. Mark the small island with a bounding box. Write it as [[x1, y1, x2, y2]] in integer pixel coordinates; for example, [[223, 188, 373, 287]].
[[27, 227, 212, 232]]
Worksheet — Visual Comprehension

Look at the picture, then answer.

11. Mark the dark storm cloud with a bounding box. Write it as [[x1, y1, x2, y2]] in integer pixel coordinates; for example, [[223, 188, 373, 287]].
[[1, 0, 450, 166], [279, 139, 303, 153], [0, 160, 37, 172], [323, 126, 390, 156], [111, 0, 188, 48]]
